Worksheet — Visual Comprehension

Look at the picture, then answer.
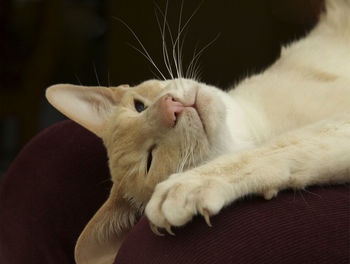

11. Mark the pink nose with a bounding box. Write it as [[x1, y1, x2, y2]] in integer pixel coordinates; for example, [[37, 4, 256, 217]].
[[160, 95, 184, 127]]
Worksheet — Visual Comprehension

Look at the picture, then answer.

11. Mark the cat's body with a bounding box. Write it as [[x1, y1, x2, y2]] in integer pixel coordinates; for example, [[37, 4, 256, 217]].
[[46, 1, 350, 263]]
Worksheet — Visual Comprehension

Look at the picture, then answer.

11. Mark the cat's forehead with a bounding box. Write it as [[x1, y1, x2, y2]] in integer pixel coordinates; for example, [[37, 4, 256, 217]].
[[132, 80, 166, 99]]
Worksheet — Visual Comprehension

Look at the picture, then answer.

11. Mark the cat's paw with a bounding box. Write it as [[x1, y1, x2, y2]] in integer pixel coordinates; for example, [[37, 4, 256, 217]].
[[145, 172, 231, 232]]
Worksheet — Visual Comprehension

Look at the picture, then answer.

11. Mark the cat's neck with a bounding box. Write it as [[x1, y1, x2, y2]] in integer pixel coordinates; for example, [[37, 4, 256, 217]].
[[228, 91, 271, 147], [220, 94, 255, 152]]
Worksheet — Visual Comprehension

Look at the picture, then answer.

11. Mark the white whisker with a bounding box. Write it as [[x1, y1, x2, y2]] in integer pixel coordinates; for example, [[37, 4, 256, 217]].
[[186, 33, 221, 79], [113, 16, 166, 80], [74, 74, 82, 85], [186, 43, 199, 79], [127, 43, 166, 80], [149, 68, 162, 80], [113, 2, 215, 83], [154, 1, 175, 79], [190, 57, 203, 81], [93, 62, 101, 86], [174, 0, 185, 78], [178, 29, 189, 79], [173, 0, 203, 79], [172, 40, 180, 79]]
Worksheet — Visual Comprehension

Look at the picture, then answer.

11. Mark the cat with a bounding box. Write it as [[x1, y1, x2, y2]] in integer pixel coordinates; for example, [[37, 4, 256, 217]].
[[46, 1, 350, 263]]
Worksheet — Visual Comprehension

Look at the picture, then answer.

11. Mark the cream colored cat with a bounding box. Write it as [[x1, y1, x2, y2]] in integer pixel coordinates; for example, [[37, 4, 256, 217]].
[[46, 1, 350, 264]]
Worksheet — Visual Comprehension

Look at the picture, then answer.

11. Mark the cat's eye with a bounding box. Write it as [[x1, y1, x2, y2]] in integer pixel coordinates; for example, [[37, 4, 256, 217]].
[[134, 100, 146, 113], [146, 146, 155, 174]]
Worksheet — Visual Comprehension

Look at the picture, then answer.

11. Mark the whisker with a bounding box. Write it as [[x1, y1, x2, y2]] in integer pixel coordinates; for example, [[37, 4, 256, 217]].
[[186, 43, 199, 79], [149, 67, 162, 80], [154, 1, 192, 80], [172, 0, 203, 79], [178, 131, 192, 173], [298, 189, 310, 207], [176, 0, 204, 77], [178, 29, 189, 79], [113, 16, 166, 80], [74, 74, 82, 85], [302, 188, 323, 199], [154, 1, 174, 79], [171, 0, 185, 79], [169, 0, 184, 80], [176, 0, 184, 78], [183, 146, 191, 171], [154, 7, 172, 79], [97, 178, 112, 186], [93, 62, 101, 86], [127, 43, 166, 80], [172, 39, 180, 79], [192, 64, 203, 81], [186, 33, 221, 79], [190, 55, 204, 81], [293, 189, 297, 202], [173, 0, 203, 50]]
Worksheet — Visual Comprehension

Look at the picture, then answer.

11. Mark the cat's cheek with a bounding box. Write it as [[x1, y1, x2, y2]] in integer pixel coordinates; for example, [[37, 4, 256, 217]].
[[196, 87, 229, 143]]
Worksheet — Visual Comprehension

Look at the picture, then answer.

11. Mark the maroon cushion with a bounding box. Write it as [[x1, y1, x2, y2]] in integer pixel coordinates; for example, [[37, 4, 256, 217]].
[[0, 120, 111, 263], [117, 185, 349, 264], [0, 120, 349, 264]]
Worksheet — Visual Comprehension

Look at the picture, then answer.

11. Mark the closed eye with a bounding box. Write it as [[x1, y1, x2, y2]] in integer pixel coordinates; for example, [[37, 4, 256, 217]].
[[146, 145, 155, 174]]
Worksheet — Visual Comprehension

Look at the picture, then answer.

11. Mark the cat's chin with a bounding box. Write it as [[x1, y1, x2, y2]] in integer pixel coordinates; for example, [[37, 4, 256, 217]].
[[180, 106, 207, 135]]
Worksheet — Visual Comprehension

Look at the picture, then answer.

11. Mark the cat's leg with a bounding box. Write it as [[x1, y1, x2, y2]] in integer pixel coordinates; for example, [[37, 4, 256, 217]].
[[145, 117, 350, 230]]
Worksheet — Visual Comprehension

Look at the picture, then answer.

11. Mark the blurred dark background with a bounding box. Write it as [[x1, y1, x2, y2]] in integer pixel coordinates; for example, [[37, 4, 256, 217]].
[[0, 0, 323, 177]]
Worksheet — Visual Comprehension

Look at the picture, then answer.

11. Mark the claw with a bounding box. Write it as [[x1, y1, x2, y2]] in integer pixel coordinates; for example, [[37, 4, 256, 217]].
[[150, 223, 164, 236], [264, 189, 278, 200], [165, 223, 175, 236], [202, 209, 212, 227]]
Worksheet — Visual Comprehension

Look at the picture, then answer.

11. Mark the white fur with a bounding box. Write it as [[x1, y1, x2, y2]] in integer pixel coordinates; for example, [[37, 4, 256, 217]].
[[145, 0, 350, 229]]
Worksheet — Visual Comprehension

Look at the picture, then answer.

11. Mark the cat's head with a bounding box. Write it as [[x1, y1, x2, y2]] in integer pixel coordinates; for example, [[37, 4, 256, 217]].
[[46, 78, 233, 263]]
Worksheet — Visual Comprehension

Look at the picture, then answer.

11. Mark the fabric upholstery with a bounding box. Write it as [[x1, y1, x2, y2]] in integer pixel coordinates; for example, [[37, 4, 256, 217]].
[[0, 121, 348, 264], [116, 185, 349, 264], [0, 120, 111, 263]]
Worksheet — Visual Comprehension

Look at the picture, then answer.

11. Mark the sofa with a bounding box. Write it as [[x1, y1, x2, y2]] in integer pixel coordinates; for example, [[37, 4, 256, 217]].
[[0, 120, 348, 263]]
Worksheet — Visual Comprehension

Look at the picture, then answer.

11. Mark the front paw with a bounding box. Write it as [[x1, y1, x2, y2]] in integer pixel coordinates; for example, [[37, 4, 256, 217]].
[[145, 172, 231, 232]]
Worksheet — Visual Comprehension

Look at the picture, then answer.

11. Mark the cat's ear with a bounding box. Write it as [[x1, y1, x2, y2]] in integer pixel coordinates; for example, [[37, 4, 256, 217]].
[[75, 189, 138, 264], [45, 84, 130, 137]]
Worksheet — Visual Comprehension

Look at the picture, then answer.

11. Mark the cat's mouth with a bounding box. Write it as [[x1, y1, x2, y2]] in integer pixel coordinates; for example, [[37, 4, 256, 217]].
[[193, 92, 207, 134], [178, 88, 207, 135]]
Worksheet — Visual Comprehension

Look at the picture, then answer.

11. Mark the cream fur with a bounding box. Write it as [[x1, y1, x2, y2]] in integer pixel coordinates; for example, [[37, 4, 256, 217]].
[[146, 0, 350, 228], [45, 1, 350, 263]]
